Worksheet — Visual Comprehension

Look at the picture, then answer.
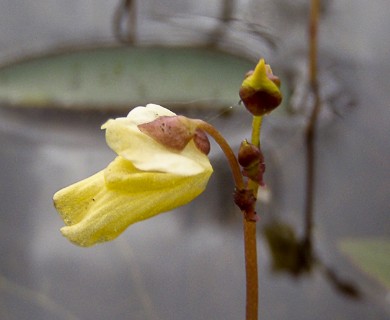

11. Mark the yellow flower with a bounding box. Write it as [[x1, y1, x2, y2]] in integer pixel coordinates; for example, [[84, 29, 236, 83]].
[[53, 104, 213, 247], [239, 59, 282, 116]]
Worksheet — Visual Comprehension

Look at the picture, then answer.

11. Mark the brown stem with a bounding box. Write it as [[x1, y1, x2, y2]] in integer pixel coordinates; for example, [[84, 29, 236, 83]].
[[195, 120, 244, 190], [243, 116, 263, 320], [244, 219, 258, 320]]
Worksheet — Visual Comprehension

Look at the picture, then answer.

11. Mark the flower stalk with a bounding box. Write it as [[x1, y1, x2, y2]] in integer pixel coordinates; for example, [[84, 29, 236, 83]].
[[239, 57, 282, 320], [195, 120, 244, 190]]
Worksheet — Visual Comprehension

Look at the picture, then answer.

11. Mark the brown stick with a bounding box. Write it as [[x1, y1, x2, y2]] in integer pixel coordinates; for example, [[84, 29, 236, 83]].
[[304, 0, 321, 245]]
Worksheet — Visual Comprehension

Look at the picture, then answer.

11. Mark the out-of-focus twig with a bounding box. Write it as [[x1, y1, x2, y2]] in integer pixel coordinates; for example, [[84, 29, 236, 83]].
[[113, 0, 137, 44], [303, 0, 321, 251]]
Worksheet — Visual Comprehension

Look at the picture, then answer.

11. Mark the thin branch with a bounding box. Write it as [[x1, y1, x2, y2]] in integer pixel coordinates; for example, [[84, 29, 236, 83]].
[[304, 0, 321, 246]]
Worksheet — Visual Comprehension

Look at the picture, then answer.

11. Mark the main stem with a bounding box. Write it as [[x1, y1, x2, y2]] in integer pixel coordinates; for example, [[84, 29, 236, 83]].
[[244, 115, 262, 320], [243, 219, 258, 320]]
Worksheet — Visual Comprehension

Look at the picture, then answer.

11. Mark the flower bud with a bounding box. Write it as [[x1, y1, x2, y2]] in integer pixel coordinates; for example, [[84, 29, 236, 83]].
[[239, 59, 282, 116], [238, 140, 265, 186]]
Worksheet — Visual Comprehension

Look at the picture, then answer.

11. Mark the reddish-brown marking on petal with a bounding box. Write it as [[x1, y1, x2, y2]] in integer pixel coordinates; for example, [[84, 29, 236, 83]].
[[193, 129, 211, 155], [138, 116, 193, 151]]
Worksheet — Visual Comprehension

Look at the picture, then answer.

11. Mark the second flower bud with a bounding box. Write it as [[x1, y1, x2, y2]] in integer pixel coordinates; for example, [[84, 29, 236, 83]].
[[238, 140, 265, 186]]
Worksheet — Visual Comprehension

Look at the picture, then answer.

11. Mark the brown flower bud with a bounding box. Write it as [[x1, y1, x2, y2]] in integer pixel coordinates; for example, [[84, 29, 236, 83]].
[[238, 140, 265, 186], [239, 59, 282, 116]]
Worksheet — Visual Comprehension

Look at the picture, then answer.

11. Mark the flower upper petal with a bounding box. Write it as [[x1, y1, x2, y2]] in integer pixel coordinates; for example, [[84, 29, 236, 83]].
[[102, 104, 212, 176], [116, 103, 176, 126]]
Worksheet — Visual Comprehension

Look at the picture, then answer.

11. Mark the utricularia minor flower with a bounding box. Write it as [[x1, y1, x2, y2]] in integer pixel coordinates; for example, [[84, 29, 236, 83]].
[[53, 104, 213, 247]]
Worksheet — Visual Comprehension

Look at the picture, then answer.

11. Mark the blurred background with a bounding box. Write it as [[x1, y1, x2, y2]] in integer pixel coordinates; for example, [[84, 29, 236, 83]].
[[0, 1, 389, 319]]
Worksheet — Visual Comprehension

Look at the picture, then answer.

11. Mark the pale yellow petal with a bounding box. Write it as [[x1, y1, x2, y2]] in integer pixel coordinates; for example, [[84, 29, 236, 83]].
[[101, 104, 176, 130], [60, 163, 212, 247], [53, 171, 105, 225], [104, 156, 189, 193], [126, 104, 176, 125]]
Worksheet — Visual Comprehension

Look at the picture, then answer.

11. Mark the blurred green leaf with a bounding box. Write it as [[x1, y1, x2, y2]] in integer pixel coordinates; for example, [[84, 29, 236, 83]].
[[0, 47, 253, 110], [339, 238, 390, 289]]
